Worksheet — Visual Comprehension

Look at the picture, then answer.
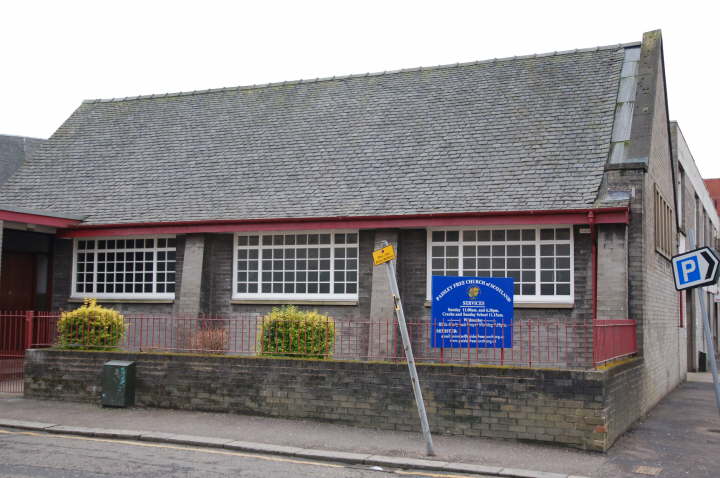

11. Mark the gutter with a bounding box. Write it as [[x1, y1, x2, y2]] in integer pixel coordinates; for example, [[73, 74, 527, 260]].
[[56, 207, 630, 238]]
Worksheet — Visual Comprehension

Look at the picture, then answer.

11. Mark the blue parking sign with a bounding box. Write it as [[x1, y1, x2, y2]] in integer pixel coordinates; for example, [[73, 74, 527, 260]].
[[671, 247, 720, 291], [431, 276, 513, 348]]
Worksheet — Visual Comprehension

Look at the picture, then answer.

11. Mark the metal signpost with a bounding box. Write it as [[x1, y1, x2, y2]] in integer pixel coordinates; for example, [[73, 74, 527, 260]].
[[372, 242, 435, 456], [672, 238, 720, 415]]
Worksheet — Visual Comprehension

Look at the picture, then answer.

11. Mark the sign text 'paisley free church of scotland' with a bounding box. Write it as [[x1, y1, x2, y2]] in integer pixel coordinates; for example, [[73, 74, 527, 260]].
[[431, 276, 513, 348]]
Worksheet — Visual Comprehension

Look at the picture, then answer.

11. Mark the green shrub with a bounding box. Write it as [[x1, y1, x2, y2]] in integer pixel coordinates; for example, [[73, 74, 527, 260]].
[[260, 306, 335, 359], [57, 298, 126, 349]]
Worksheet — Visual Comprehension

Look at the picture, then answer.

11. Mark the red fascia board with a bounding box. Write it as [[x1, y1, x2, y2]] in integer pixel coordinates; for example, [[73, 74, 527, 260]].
[[0, 210, 83, 229], [57, 207, 629, 238]]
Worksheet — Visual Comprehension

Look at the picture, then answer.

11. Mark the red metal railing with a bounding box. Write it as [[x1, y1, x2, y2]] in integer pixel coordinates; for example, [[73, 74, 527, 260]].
[[0, 311, 48, 393], [1, 312, 638, 389], [593, 319, 637, 366]]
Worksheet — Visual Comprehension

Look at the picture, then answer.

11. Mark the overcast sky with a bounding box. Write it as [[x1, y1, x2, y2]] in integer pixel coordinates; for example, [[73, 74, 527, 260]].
[[2, 1, 718, 177]]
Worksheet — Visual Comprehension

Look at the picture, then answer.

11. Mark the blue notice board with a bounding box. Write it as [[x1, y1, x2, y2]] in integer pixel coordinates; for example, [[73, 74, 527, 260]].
[[431, 276, 513, 348]]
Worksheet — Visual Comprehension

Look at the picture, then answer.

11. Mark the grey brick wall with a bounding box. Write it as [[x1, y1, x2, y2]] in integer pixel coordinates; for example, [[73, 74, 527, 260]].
[[25, 349, 645, 451], [637, 38, 685, 410], [596, 224, 628, 319], [601, 31, 685, 414]]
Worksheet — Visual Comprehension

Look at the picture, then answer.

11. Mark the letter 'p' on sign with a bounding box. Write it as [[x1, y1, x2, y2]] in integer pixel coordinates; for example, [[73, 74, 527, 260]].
[[671, 247, 720, 291]]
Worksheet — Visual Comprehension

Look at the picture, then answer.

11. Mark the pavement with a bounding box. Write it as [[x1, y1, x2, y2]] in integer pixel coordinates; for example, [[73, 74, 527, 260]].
[[1, 373, 719, 478]]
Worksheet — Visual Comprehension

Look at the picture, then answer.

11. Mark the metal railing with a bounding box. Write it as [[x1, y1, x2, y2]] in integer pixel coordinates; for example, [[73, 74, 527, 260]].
[[593, 319, 638, 366], [0, 311, 638, 371]]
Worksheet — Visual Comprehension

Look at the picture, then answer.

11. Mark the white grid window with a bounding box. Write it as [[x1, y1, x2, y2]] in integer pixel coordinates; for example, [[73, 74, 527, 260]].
[[428, 227, 573, 303], [73, 237, 176, 299], [234, 231, 359, 300]]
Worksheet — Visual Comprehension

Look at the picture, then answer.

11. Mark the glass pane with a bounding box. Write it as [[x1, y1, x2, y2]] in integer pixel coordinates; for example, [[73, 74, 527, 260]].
[[463, 230, 476, 242], [521, 229, 535, 241], [541, 284, 554, 295], [431, 231, 444, 242], [507, 230, 520, 241], [556, 229, 570, 240], [540, 229, 554, 240], [446, 231, 459, 242], [477, 230, 491, 241], [491, 230, 505, 241]]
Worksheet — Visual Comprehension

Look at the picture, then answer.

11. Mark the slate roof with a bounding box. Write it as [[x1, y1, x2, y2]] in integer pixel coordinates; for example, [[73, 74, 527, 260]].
[[0, 44, 632, 226], [0, 134, 45, 186]]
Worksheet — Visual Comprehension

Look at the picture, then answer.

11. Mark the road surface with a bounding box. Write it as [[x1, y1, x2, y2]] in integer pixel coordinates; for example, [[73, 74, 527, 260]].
[[0, 427, 489, 478]]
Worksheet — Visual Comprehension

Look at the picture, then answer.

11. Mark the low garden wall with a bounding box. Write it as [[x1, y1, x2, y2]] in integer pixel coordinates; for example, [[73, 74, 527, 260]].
[[24, 349, 644, 451]]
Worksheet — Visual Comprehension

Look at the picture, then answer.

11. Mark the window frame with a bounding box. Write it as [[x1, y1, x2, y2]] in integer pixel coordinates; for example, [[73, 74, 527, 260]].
[[232, 229, 360, 302], [425, 225, 575, 305], [70, 235, 177, 300], [654, 184, 674, 259]]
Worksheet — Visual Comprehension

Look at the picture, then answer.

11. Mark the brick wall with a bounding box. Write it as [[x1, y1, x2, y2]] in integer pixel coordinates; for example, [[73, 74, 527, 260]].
[[25, 349, 645, 451]]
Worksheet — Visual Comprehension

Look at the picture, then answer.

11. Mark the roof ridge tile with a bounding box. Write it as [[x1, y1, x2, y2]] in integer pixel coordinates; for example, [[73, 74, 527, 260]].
[[81, 41, 640, 104]]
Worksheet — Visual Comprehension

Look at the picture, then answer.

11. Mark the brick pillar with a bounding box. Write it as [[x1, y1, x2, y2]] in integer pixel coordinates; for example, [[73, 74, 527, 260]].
[[596, 224, 629, 319], [174, 234, 205, 318], [367, 230, 399, 360]]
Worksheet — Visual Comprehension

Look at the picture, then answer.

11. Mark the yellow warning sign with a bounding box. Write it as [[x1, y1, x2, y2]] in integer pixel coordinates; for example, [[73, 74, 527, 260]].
[[372, 244, 396, 266]]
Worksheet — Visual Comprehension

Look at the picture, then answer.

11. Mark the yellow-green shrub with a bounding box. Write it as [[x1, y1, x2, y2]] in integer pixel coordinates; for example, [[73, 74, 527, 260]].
[[260, 306, 334, 359], [57, 299, 126, 349]]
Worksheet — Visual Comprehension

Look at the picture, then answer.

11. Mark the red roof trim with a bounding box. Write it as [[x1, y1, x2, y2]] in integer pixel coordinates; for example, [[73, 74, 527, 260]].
[[0, 210, 83, 229], [57, 207, 629, 238]]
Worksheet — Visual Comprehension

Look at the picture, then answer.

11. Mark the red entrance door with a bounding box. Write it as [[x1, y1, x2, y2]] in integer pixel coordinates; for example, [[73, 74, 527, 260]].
[[0, 252, 36, 310]]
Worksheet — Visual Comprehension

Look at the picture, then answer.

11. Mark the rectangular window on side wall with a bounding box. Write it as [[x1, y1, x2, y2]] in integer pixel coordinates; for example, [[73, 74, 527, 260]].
[[654, 185, 674, 258], [427, 227, 573, 304], [72, 237, 177, 300], [233, 231, 359, 301]]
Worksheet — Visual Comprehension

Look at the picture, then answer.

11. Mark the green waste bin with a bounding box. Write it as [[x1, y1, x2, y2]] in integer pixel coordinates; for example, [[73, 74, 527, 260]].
[[101, 360, 136, 407]]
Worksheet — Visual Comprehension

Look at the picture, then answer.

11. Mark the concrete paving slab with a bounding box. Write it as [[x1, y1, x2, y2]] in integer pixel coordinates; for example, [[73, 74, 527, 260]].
[[88, 428, 144, 439], [364, 454, 450, 470], [144, 433, 234, 447], [0, 418, 57, 430], [46, 425, 97, 436], [442, 462, 504, 475], [292, 449, 373, 464], [499, 468, 568, 478], [224, 440, 304, 456]]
